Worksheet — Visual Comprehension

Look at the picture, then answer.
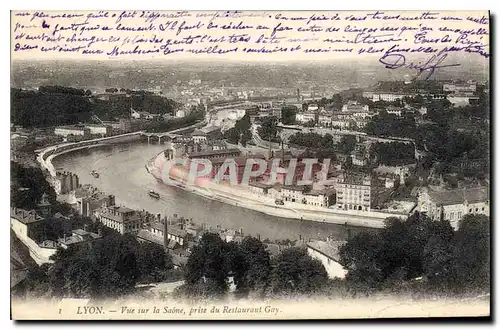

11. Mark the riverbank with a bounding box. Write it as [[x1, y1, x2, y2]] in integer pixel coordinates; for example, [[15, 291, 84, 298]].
[[147, 152, 405, 229]]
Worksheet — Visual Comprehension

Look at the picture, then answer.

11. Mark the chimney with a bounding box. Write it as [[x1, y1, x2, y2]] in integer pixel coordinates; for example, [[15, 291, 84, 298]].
[[98, 228, 102, 237], [257, 233, 261, 240], [84, 224, 88, 232], [157, 213, 161, 222], [163, 217, 168, 251], [239, 227, 243, 235]]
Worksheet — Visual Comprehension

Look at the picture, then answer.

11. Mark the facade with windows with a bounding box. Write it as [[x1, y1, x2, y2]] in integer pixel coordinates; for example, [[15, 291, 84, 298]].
[[335, 175, 371, 211], [97, 206, 142, 234], [417, 187, 489, 230]]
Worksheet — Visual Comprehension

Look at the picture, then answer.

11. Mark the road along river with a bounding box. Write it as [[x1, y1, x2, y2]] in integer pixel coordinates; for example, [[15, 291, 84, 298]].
[[52, 141, 377, 241]]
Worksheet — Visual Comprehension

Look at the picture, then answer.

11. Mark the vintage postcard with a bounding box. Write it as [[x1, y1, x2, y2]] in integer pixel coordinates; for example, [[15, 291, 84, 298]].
[[10, 10, 490, 320]]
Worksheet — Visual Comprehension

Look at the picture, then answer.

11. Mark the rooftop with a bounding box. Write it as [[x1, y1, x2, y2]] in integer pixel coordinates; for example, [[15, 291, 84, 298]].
[[427, 187, 489, 206], [113, 206, 135, 214], [187, 148, 241, 159], [249, 181, 274, 189], [137, 229, 164, 246], [10, 208, 44, 224], [100, 212, 141, 224], [201, 126, 221, 134], [191, 129, 207, 137], [279, 184, 311, 192], [55, 125, 88, 131], [306, 240, 347, 263]]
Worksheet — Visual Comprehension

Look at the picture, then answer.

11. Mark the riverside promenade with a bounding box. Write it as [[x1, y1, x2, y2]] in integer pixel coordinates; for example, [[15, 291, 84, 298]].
[[147, 151, 408, 229]]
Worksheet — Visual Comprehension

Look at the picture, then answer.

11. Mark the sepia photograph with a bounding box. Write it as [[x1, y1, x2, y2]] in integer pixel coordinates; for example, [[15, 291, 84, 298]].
[[9, 9, 490, 320]]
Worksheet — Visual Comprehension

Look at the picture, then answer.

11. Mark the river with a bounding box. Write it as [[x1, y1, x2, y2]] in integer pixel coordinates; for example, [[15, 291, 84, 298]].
[[52, 141, 376, 241]]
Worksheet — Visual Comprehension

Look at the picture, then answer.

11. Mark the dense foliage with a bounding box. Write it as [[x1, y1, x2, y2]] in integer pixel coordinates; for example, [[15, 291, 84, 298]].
[[144, 108, 205, 133], [281, 105, 298, 125], [11, 161, 56, 209], [21, 234, 175, 299], [224, 113, 252, 147], [257, 116, 280, 143], [175, 233, 328, 300], [371, 142, 415, 166], [339, 213, 490, 296], [11, 87, 178, 128]]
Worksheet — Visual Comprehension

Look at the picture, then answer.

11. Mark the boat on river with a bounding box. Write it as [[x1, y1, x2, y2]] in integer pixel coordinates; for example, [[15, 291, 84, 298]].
[[148, 190, 160, 199]]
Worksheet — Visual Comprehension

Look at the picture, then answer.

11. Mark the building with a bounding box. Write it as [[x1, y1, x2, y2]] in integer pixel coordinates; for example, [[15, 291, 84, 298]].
[[318, 114, 332, 126], [443, 82, 477, 93], [335, 174, 371, 211], [96, 205, 142, 234], [306, 238, 347, 279], [54, 126, 91, 138], [417, 187, 489, 230], [447, 94, 479, 106], [201, 126, 223, 140], [85, 124, 113, 137], [11, 133, 31, 151], [66, 186, 115, 217], [209, 155, 266, 184], [331, 114, 351, 129], [36, 193, 52, 218], [187, 148, 241, 161], [58, 226, 102, 249], [302, 189, 335, 207], [191, 129, 207, 143], [342, 101, 369, 113], [11, 208, 46, 242], [137, 219, 190, 249], [175, 109, 186, 118], [119, 118, 141, 133], [296, 112, 316, 124], [308, 104, 319, 111], [271, 184, 310, 203], [374, 164, 415, 185], [54, 171, 80, 195], [248, 181, 274, 195], [386, 106, 403, 117], [351, 153, 368, 167]]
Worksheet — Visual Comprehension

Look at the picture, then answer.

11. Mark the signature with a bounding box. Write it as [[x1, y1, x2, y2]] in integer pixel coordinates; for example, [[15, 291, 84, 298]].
[[378, 53, 461, 80]]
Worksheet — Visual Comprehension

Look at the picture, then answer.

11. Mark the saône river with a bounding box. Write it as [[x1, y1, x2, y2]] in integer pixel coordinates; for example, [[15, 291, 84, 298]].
[[53, 141, 376, 241]]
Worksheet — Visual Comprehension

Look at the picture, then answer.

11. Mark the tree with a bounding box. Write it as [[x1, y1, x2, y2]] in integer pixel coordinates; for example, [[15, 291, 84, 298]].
[[239, 237, 271, 295], [371, 142, 415, 166], [135, 241, 174, 283], [48, 234, 141, 299], [11, 161, 56, 210], [269, 247, 328, 296], [448, 214, 490, 291], [258, 116, 279, 143], [331, 93, 343, 110], [339, 232, 383, 294], [184, 233, 228, 297], [339, 213, 468, 294], [338, 135, 357, 154], [224, 113, 252, 146], [281, 106, 297, 125]]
